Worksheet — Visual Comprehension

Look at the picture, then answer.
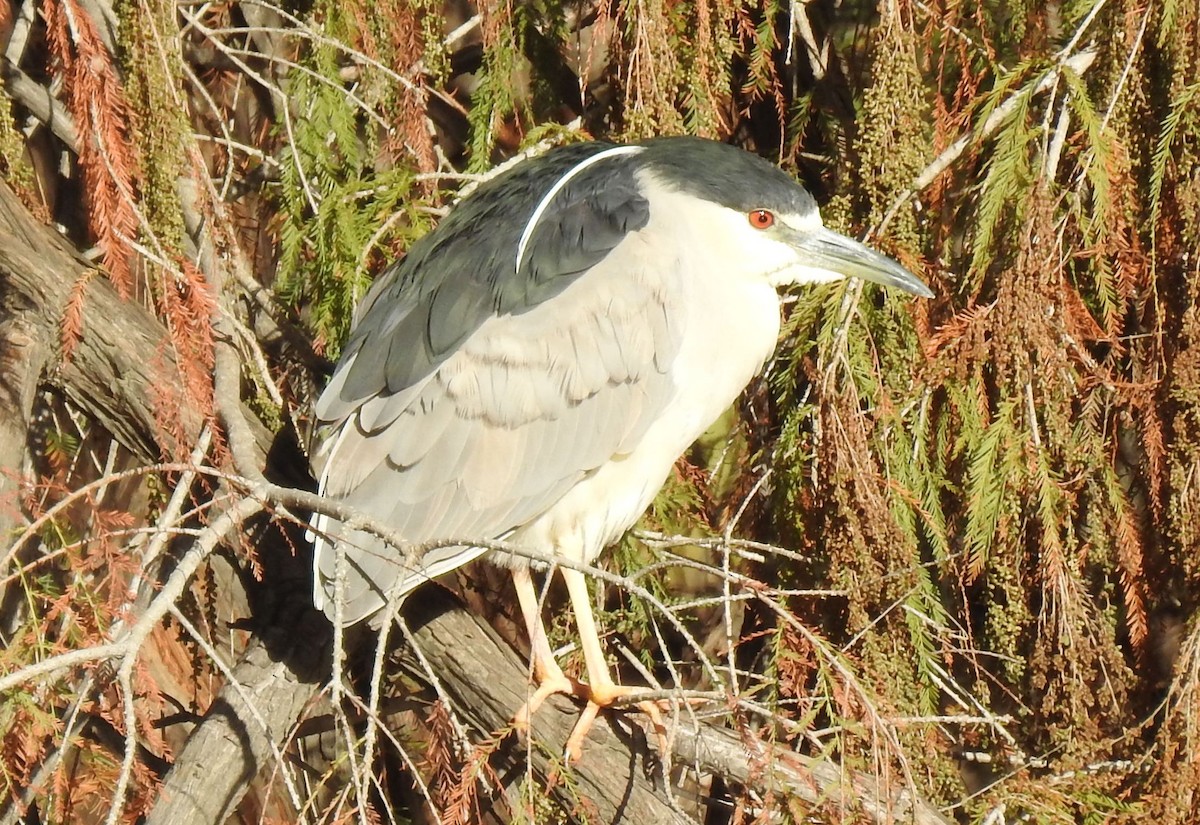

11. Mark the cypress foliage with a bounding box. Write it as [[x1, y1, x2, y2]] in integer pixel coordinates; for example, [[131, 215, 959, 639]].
[[2, 0, 1200, 820]]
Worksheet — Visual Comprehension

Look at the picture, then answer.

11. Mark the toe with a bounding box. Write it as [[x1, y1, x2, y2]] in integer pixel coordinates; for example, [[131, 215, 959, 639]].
[[513, 669, 590, 732], [563, 701, 602, 764]]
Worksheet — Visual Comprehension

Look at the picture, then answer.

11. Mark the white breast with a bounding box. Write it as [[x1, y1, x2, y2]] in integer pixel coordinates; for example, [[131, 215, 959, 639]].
[[508, 184, 783, 566]]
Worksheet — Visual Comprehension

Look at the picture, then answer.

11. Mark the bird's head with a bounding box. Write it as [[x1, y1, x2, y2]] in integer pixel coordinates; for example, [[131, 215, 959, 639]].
[[634, 137, 934, 298]]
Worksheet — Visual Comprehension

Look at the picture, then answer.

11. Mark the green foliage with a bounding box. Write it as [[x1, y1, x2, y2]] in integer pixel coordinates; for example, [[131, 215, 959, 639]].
[[466, 32, 527, 168], [962, 396, 1016, 577], [414, 0, 451, 81], [888, 409, 953, 715], [116, 0, 188, 252], [0, 90, 34, 189], [969, 74, 1037, 284], [1148, 79, 1200, 235], [273, 6, 433, 353]]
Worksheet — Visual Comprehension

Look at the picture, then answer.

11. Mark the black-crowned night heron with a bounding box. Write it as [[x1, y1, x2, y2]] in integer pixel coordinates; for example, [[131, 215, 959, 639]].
[[309, 136, 932, 758]]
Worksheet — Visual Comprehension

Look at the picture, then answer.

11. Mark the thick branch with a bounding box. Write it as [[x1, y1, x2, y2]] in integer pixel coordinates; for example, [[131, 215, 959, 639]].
[[0, 180, 271, 464], [401, 588, 951, 824], [150, 584, 950, 825], [143, 605, 330, 825], [399, 589, 696, 824], [148, 590, 696, 825], [0, 310, 44, 537]]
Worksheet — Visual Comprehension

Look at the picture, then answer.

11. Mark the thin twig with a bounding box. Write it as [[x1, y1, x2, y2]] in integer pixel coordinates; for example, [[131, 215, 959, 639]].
[[103, 494, 264, 823], [872, 48, 1098, 240]]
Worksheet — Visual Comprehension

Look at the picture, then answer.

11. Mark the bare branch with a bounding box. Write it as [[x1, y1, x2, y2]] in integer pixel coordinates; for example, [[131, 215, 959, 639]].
[[872, 48, 1098, 240]]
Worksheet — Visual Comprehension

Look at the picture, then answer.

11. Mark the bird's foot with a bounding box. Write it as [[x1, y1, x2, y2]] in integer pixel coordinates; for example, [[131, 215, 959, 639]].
[[564, 682, 669, 764], [512, 660, 589, 733]]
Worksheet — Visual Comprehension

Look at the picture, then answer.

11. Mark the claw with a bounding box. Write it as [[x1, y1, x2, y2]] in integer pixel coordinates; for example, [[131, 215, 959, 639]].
[[510, 566, 673, 762], [511, 666, 673, 762], [563, 683, 670, 763]]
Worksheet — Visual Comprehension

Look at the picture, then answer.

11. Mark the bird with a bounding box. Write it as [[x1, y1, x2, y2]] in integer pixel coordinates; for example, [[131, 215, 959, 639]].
[[307, 135, 933, 759]]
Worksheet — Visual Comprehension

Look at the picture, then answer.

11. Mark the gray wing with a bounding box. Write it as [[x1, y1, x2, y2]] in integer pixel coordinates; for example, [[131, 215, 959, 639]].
[[310, 145, 682, 623], [321, 142, 649, 411]]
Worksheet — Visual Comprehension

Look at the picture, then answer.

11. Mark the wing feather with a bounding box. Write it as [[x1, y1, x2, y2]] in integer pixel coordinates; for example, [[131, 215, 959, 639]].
[[314, 255, 684, 622]]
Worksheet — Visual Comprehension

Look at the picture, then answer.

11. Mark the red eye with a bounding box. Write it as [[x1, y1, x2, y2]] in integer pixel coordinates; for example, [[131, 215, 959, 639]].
[[748, 209, 775, 229]]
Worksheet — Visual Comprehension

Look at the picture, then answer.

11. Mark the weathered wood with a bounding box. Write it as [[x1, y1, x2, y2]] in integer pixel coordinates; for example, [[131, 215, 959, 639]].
[[144, 605, 331, 825], [0, 181, 179, 461], [399, 588, 697, 824], [0, 180, 273, 463], [0, 185, 60, 541], [0, 311, 44, 538], [145, 588, 697, 825], [147, 581, 952, 824], [400, 588, 951, 824]]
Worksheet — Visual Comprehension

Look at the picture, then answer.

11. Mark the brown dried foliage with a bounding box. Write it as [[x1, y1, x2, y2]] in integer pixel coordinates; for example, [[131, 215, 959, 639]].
[[148, 261, 217, 460], [43, 0, 142, 302], [424, 701, 507, 825], [59, 270, 94, 361], [350, 0, 438, 174]]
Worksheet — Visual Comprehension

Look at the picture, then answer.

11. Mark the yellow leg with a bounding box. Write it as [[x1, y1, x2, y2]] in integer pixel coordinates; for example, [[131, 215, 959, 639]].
[[511, 567, 586, 731], [560, 566, 667, 762]]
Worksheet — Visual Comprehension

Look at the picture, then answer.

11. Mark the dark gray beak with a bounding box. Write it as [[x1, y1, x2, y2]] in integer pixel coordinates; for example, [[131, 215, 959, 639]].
[[790, 226, 934, 298]]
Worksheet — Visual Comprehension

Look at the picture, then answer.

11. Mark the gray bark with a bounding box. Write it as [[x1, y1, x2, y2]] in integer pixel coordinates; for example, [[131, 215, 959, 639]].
[[0, 180, 190, 462]]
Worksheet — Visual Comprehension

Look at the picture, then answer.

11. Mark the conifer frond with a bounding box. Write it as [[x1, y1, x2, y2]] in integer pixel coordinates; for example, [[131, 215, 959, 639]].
[[8, 0, 1200, 819], [969, 94, 1034, 281], [963, 398, 1015, 581], [1148, 80, 1200, 233], [44, 0, 143, 299]]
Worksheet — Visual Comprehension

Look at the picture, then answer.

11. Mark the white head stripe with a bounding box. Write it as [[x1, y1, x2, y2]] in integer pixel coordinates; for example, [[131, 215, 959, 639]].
[[514, 145, 646, 273]]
